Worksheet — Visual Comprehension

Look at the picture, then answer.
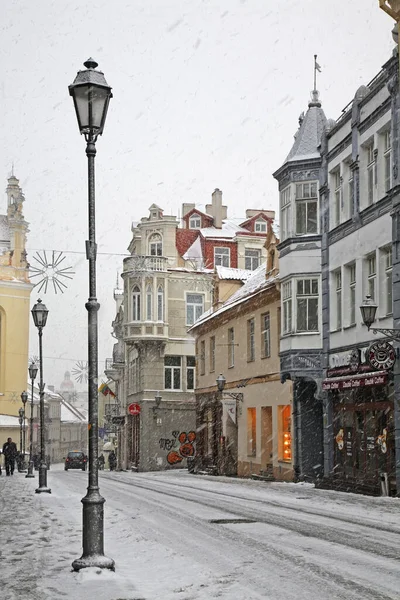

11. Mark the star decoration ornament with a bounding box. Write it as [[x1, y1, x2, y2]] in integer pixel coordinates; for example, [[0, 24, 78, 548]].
[[72, 360, 89, 384], [29, 250, 75, 294]]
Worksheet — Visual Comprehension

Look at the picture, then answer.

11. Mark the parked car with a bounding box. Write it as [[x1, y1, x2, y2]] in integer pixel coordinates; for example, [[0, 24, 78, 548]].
[[64, 451, 87, 471]]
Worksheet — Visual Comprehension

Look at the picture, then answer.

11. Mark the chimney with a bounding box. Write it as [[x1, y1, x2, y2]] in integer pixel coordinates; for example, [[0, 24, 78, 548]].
[[212, 188, 223, 228]]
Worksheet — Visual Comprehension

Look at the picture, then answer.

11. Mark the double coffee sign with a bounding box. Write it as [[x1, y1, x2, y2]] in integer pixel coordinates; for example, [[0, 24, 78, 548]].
[[366, 340, 396, 371]]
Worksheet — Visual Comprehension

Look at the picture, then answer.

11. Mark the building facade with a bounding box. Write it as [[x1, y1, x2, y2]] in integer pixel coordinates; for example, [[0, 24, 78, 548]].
[[0, 174, 33, 448], [191, 226, 293, 480], [106, 190, 273, 471]]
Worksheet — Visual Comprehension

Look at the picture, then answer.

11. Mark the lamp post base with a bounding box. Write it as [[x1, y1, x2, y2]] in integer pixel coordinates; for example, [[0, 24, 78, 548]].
[[72, 488, 115, 572], [35, 465, 50, 493], [72, 555, 115, 572], [35, 485, 51, 494], [26, 461, 35, 478]]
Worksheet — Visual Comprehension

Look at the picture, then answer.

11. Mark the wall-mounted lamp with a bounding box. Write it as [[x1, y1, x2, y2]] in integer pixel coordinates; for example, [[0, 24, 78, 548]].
[[153, 391, 162, 418], [215, 374, 244, 402]]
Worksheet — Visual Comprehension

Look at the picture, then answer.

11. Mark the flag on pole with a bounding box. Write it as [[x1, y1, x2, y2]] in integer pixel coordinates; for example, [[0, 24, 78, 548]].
[[98, 382, 116, 397], [315, 60, 322, 72]]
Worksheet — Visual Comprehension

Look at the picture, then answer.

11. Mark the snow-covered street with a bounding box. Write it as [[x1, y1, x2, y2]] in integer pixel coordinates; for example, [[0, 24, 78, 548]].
[[1, 466, 400, 600]]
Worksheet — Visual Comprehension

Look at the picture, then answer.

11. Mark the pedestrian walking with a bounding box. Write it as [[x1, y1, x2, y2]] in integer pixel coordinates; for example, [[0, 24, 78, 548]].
[[98, 453, 105, 470], [108, 450, 117, 471], [2, 438, 18, 476]]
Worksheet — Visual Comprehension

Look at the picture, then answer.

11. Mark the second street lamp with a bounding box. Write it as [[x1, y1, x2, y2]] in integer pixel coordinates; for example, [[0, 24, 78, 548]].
[[69, 58, 114, 572], [21, 391, 28, 470], [26, 362, 38, 478], [31, 298, 51, 494]]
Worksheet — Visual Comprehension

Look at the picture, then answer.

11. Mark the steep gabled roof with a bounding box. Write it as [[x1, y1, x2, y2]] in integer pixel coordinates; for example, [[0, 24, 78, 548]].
[[285, 91, 327, 164]]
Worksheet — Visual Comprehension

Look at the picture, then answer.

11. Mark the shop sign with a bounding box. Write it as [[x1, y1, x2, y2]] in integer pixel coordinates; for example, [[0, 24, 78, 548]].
[[329, 348, 363, 370], [366, 341, 395, 371], [322, 372, 387, 391]]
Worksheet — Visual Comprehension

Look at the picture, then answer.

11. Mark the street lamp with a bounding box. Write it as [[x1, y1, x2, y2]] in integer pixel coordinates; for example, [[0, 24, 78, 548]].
[[69, 58, 114, 572], [360, 295, 400, 340], [18, 407, 23, 453], [26, 362, 38, 478], [153, 391, 162, 418], [31, 298, 51, 493], [21, 391, 28, 470]]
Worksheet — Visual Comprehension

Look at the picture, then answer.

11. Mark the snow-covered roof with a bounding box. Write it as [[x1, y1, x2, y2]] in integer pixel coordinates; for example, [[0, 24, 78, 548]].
[[200, 218, 248, 239], [183, 235, 203, 261], [285, 93, 327, 164], [216, 266, 252, 281], [0, 414, 22, 426], [191, 264, 277, 329]]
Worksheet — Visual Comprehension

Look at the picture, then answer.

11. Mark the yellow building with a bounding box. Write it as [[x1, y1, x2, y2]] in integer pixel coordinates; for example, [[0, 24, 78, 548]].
[[0, 174, 33, 447]]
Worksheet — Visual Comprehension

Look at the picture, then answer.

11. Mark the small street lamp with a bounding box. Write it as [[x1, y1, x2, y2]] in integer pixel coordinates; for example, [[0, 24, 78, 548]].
[[18, 407, 24, 453], [69, 58, 114, 572], [153, 391, 162, 419], [31, 298, 51, 494], [216, 373, 226, 393], [21, 391, 28, 470], [360, 295, 400, 341], [26, 362, 38, 478]]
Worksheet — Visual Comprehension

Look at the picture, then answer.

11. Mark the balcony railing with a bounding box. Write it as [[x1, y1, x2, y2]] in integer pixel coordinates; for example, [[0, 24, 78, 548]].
[[123, 255, 168, 273], [124, 322, 168, 343]]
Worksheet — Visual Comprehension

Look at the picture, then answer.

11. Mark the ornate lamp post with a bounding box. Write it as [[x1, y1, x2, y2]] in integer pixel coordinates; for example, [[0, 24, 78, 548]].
[[18, 407, 23, 453], [31, 298, 51, 493], [20, 391, 28, 470], [69, 58, 114, 572], [26, 362, 38, 478]]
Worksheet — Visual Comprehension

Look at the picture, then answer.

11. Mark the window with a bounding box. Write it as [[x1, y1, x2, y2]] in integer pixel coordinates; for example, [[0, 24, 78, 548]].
[[261, 313, 271, 358], [296, 181, 318, 235], [348, 169, 354, 217], [157, 285, 164, 321], [335, 270, 342, 329], [228, 328, 235, 368], [247, 408, 256, 456], [132, 285, 141, 321], [367, 253, 376, 300], [385, 246, 392, 315], [245, 248, 260, 270], [210, 336, 215, 372], [280, 186, 291, 241], [149, 233, 162, 256], [186, 356, 196, 390], [367, 143, 374, 206], [189, 215, 201, 229], [186, 293, 204, 325], [282, 281, 292, 334], [199, 341, 205, 376], [296, 279, 318, 332], [333, 170, 341, 226], [279, 405, 292, 462], [384, 130, 391, 193], [146, 285, 152, 320], [214, 247, 230, 267], [247, 318, 255, 362], [255, 219, 267, 233], [349, 263, 356, 325], [164, 356, 181, 390]]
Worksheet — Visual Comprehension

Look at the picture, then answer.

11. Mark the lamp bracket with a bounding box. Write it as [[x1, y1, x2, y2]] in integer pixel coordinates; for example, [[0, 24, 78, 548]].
[[370, 327, 400, 342], [221, 392, 244, 402]]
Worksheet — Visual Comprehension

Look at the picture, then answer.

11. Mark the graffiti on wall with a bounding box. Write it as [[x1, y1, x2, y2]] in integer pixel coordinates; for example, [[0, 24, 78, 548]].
[[159, 430, 196, 465]]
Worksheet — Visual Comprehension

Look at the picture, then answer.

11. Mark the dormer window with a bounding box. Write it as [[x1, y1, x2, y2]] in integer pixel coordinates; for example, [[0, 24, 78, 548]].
[[255, 219, 267, 233], [189, 215, 201, 229], [149, 233, 162, 256]]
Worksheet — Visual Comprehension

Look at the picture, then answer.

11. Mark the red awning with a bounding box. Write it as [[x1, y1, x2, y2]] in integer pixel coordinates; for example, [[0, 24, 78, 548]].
[[322, 371, 387, 391]]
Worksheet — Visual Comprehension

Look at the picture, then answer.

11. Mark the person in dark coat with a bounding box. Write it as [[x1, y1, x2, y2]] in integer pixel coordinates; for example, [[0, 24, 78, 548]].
[[98, 453, 105, 470], [108, 450, 117, 471], [2, 438, 18, 476]]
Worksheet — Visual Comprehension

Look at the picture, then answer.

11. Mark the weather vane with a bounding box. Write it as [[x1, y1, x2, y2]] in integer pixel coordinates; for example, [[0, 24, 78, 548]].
[[29, 250, 75, 294]]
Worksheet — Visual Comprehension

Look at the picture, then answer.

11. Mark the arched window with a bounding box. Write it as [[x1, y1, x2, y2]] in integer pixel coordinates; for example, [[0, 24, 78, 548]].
[[146, 285, 153, 320], [149, 233, 162, 257], [157, 285, 164, 321], [132, 285, 141, 321]]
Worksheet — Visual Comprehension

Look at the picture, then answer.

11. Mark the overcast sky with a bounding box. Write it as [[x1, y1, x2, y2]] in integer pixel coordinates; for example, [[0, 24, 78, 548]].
[[0, 0, 395, 392]]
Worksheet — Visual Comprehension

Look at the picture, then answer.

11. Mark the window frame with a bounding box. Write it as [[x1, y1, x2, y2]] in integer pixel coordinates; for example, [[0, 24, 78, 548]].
[[261, 312, 271, 358], [282, 281, 292, 335], [255, 219, 267, 233], [296, 278, 319, 332], [247, 318, 255, 362], [164, 356, 182, 390], [189, 215, 201, 229], [214, 246, 230, 268], [186, 293, 205, 326], [209, 336, 215, 372], [228, 327, 235, 368], [186, 356, 196, 390], [245, 248, 261, 271], [157, 285, 164, 321], [280, 186, 291, 241], [146, 284, 152, 321], [132, 285, 141, 321], [149, 233, 163, 257]]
